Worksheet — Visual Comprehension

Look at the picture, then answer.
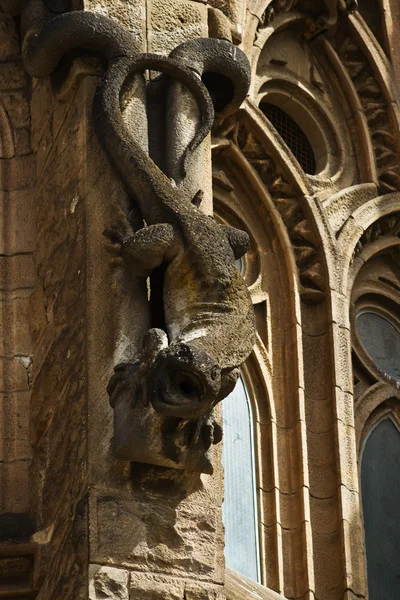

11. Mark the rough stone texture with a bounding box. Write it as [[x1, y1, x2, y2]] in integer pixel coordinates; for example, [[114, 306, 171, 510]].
[[89, 565, 129, 600], [82, 0, 145, 52], [28, 71, 89, 599], [0, 12, 30, 158], [89, 464, 225, 583], [128, 572, 225, 599], [81, 17, 226, 595], [148, 0, 207, 55], [18, 0, 254, 474]]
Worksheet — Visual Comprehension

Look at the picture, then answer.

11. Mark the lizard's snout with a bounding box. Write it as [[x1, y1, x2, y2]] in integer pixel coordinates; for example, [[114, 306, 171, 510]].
[[148, 342, 221, 419]]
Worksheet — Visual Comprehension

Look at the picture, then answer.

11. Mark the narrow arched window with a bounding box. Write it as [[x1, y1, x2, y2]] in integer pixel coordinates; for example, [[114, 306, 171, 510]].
[[356, 311, 400, 382], [222, 376, 260, 582], [361, 416, 400, 600]]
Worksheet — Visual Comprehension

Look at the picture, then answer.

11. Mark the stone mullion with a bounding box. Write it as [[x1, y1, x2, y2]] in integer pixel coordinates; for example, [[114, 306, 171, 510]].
[[330, 315, 368, 599], [279, 187, 346, 600], [323, 222, 367, 600]]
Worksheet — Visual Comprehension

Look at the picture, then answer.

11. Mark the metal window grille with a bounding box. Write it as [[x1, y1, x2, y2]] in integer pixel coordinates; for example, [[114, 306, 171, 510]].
[[261, 103, 317, 175]]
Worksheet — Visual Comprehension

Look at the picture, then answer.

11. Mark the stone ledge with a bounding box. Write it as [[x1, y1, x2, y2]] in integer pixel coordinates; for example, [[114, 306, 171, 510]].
[[226, 570, 286, 600]]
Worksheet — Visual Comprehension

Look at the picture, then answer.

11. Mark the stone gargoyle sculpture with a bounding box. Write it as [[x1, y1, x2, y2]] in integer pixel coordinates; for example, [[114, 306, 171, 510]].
[[14, 0, 256, 473]]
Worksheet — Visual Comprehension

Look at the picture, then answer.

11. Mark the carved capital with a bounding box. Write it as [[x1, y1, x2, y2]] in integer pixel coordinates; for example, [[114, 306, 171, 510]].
[[215, 115, 326, 303]]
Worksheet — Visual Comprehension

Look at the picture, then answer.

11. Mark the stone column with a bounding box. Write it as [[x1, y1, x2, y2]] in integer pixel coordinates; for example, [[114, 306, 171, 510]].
[[86, 1, 225, 599]]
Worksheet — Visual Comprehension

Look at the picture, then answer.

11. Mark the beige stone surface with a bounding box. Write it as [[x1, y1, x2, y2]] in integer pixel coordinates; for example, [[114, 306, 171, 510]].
[[0, 459, 30, 512], [89, 481, 224, 581], [84, 0, 145, 52], [0, 391, 31, 462], [89, 565, 129, 600], [148, 0, 207, 54], [24, 72, 89, 598], [128, 573, 225, 599]]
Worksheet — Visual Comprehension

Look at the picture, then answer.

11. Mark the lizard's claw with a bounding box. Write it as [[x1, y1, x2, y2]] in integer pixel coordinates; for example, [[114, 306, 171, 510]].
[[103, 224, 128, 245], [104, 241, 123, 255], [111, 256, 124, 267], [104, 223, 132, 267]]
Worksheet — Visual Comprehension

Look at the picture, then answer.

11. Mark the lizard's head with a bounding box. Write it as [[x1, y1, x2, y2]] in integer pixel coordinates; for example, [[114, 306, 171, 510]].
[[148, 342, 222, 419]]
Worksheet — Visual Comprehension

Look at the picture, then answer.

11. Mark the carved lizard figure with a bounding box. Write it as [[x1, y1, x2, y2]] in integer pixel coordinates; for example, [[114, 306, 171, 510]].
[[95, 50, 256, 421], [15, 0, 256, 445]]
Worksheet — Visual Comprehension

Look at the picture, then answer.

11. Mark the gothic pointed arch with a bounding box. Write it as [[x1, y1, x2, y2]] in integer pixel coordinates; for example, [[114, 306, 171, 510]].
[[214, 4, 400, 597], [330, 10, 400, 193], [338, 204, 400, 599], [212, 124, 313, 595], [211, 87, 361, 597]]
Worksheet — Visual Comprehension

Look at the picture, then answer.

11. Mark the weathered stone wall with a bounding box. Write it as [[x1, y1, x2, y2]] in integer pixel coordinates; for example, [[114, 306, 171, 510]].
[[0, 9, 37, 596], [0, 9, 33, 518], [28, 74, 89, 598]]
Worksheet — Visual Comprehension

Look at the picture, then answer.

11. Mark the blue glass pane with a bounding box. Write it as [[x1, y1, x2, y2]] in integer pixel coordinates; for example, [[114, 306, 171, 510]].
[[361, 418, 400, 600], [356, 312, 400, 382], [235, 257, 244, 274], [222, 377, 260, 582]]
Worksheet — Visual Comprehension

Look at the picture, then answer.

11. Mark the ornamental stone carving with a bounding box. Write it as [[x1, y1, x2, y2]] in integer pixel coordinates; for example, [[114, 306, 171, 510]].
[[9, 0, 256, 473], [258, 0, 358, 35]]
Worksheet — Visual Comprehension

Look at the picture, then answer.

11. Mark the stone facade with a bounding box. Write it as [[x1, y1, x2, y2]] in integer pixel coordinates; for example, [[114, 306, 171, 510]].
[[0, 1, 399, 599]]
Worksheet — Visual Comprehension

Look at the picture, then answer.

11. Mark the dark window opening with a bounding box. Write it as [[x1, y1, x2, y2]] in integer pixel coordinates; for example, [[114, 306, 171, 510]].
[[361, 417, 400, 600], [358, 1, 387, 52], [261, 102, 317, 175], [356, 311, 400, 383]]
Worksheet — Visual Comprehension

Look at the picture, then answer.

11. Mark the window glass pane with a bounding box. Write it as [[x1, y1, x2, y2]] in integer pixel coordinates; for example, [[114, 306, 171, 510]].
[[356, 312, 400, 382], [235, 257, 244, 274], [222, 377, 260, 582], [361, 417, 400, 600]]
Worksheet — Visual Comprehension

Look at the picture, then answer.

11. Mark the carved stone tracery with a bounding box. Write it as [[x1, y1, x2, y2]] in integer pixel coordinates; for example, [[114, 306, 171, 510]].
[[351, 212, 400, 455], [257, 0, 358, 38], [355, 212, 400, 256], [215, 113, 326, 303], [334, 27, 400, 194]]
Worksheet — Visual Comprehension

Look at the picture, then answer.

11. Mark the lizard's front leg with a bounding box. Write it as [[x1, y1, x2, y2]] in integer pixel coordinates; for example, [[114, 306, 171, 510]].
[[105, 221, 181, 277], [220, 224, 250, 260]]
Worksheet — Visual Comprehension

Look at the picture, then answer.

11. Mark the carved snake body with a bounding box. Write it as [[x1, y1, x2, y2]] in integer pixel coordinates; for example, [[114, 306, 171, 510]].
[[19, 2, 256, 420]]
